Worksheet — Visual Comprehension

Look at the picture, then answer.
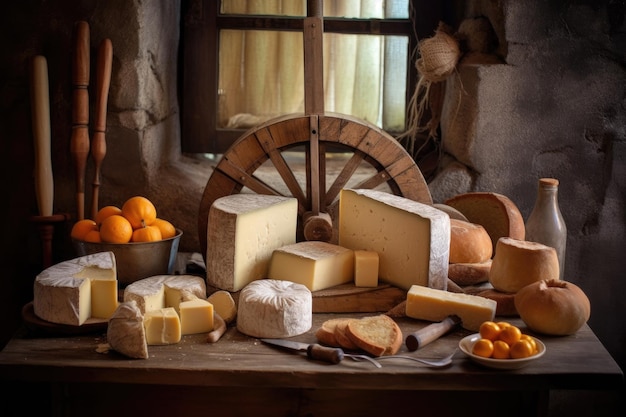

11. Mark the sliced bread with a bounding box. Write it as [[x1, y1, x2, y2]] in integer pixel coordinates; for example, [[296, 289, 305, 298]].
[[345, 314, 403, 357]]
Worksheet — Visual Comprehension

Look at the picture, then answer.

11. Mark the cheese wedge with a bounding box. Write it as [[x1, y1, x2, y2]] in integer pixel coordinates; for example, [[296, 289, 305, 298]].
[[107, 301, 148, 359], [123, 275, 206, 315], [339, 189, 450, 290], [144, 307, 181, 345], [33, 251, 118, 326], [206, 194, 298, 291], [354, 250, 379, 288], [267, 241, 354, 291], [179, 298, 214, 335], [207, 290, 237, 324], [405, 285, 496, 331]]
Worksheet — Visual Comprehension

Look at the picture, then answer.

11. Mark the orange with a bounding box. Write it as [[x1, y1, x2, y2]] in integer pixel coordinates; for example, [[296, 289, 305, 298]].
[[99, 215, 133, 243], [83, 230, 102, 243], [131, 225, 162, 242], [71, 219, 98, 240], [122, 196, 157, 229], [510, 339, 535, 359], [492, 340, 511, 359], [499, 325, 522, 346], [479, 321, 501, 341], [95, 205, 122, 227], [520, 334, 538, 353], [496, 321, 512, 330], [152, 218, 177, 239], [472, 338, 494, 358]]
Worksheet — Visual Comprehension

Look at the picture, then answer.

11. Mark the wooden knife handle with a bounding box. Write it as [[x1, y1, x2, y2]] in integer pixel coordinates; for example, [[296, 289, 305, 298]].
[[307, 344, 344, 364], [405, 316, 461, 352]]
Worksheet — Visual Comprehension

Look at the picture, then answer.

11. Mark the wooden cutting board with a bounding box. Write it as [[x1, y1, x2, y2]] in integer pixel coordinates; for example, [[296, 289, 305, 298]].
[[311, 283, 406, 313]]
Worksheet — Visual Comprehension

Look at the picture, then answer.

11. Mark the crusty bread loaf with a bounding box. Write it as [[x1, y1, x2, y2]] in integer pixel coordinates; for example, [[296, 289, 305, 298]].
[[345, 315, 403, 357], [449, 219, 493, 263], [315, 318, 359, 350], [444, 192, 525, 252], [448, 259, 492, 286]]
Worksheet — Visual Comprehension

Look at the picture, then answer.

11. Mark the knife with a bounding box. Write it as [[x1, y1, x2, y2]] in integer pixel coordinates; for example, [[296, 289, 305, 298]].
[[260, 338, 381, 367]]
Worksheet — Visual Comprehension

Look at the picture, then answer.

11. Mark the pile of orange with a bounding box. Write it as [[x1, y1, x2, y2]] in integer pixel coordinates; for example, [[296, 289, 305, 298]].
[[70, 196, 177, 244], [472, 321, 539, 360]]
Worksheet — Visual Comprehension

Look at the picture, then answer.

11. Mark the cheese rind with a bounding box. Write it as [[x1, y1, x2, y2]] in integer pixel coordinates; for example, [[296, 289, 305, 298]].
[[237, 279, 312, 338], [405, 285, 496, 331], [354, 250, 379, 288], [179, 298, 214, 335], [144, 307, 181, 345], [33, 251, 117, 326], [123, 275, 206, 315], [267, 241, 354, 291], [206, 194, 298, 292], [339, 189, 450, 291], [107, 301, 148, 359]]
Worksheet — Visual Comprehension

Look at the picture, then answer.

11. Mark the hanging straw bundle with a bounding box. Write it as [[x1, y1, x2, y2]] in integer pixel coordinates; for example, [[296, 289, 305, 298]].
[[397, 23, 461, 160]]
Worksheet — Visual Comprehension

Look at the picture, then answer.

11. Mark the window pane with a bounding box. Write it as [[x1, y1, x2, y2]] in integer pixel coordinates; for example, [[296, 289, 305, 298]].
[[220, 0, 408, 19], [219, 29, 407, 131]]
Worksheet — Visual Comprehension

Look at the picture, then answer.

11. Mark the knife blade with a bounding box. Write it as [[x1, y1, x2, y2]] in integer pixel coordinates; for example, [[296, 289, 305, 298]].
[[261, 338, 344, 364]]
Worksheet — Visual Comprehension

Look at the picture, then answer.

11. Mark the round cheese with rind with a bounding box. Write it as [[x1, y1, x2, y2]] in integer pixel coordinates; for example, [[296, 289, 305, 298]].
[[237, 279, 312, 338], [123, 275, 207, 314]]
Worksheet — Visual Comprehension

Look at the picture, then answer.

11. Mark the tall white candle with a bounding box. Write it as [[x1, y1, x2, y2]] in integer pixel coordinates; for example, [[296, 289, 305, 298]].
[[30, 55, 54, 216]]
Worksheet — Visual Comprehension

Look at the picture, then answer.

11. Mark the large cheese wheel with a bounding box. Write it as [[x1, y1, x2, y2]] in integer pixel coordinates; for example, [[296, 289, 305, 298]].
[[237, 279, 312, 338], [489, 237, 560, 293], [444, 192, 525, 253], [449, 219, 493, 263], [34, 251, 118, 326]]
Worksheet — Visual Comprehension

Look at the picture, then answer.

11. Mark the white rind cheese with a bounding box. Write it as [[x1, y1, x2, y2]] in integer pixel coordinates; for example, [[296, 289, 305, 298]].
[[33, 251, 117, 326], [107, 301, 148, 359], [123, 275, 207, 315], [237, 279, 312, 338], [206, 194, 298, 292], [267, 241, 354, 291], [338, 189, 450, 291], [405, 285, 497, 331]]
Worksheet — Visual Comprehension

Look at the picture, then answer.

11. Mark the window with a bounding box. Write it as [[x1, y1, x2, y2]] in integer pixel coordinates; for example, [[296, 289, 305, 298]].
[[182, 0, 439, 154]]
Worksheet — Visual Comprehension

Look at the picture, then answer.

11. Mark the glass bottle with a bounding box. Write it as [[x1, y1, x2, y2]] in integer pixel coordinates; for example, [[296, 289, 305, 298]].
[[525, 178, 567, 279]]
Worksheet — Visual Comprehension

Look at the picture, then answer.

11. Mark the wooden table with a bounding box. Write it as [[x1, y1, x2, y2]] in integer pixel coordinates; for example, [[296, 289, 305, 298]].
[[0, 314, 622, 417]]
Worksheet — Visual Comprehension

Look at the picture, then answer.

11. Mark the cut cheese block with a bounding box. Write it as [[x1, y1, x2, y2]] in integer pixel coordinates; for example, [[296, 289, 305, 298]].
[[107, 301, 148, 359], [444, 192, 525, 253], [338, 188, 450, 291], [123, 275, 207, 315], [207, 290, 237, 324], [449, 219, 492, 263], [179, 298, 214, 335], [267, 241, 354, 291], [144, 307, 181, 345], [206, 194, 298, 292], [354, 250, 379, 288], [237, 279, 312, 338], [448, 260, 492, 286], [33, 251, 118, 326], [405, 285, 496, 331], [489, 237, 560, 293]]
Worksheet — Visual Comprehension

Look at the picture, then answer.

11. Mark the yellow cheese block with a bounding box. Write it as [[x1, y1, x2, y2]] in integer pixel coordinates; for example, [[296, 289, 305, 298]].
[[405, 285, 496, 331], [354, 250, 379, 288], [179, 298, 214, 335], [207, 290, 237, 324], [144, 307, 181, 345], [339, 189, 450, 291], [90, 278, 119, 319], [267, 241, 354, 291]]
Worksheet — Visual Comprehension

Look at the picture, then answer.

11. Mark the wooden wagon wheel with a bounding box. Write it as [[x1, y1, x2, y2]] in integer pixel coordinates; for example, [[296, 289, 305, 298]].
[[198, 111, 432, 258], [198, 0, 432, 258]]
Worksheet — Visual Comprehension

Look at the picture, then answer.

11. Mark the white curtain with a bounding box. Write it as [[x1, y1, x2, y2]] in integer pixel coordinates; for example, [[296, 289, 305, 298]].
[[219, 0, 407, 131]]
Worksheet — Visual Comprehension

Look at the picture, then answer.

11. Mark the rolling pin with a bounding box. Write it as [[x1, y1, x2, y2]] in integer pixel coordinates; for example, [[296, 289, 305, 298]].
[[29, 55, 54, 217], [90, 38, 113, 220], [405, 315, 461, 351], [70, 20, 90, 220]]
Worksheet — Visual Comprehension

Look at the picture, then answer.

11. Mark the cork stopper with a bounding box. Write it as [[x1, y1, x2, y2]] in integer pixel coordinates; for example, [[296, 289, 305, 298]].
[[539, 178, 559, 187]]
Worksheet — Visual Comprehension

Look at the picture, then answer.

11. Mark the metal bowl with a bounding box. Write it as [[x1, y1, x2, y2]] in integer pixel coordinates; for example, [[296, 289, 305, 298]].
[[73, 229, 182, 286]]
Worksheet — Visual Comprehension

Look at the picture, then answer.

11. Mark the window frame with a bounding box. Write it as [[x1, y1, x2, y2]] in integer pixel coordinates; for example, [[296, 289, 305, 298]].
[[181, 0, 443, 154]]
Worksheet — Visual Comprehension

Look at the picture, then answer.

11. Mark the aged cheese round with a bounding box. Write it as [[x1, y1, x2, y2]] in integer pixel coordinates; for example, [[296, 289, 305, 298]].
[[237, 279, 312, 338], [449, 219, 493, 264], [489, 237, 560, 293], [123, 274, 207, 314]]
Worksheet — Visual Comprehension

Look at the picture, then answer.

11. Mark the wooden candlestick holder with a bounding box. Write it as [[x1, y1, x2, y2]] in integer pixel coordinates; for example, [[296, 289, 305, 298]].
[[30, 213, 69, 269]]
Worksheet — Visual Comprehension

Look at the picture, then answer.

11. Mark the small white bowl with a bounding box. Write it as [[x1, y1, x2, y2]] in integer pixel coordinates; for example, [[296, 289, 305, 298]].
[[459, 333, 546, 370]]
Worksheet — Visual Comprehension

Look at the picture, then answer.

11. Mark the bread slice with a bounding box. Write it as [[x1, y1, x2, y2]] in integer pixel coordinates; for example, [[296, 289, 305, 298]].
[[334, 319, 359, 350], [444, 192, 525, 252], [345, 315, 403, 357], [315, 318, 359, 349]]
